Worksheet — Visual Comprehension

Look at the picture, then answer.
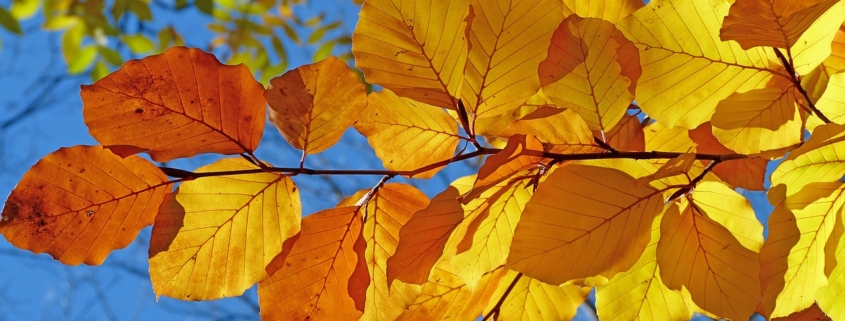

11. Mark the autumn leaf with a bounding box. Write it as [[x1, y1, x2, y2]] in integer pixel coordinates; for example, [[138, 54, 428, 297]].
[[561, 0, 643, 23], [0, 145, 168, 265], [352, 0, 470, 108], [469, 135, 543, 198], [507, 164, 664, 285], [815, 72, 845, 126], [258, 206, 367, 321], [460, 0, 562, 119], [760, 182, 845, 318], [265, 56, 368, 155], [619, 0, 785, 128], [720, 0, 839, 50], [817, 207, 845, 320], [634, 153, 696, 187], [540, 15, 640, 132], [802, 24, 845, 108], [788, 2, 845, 75], [601, 113, 645, 151], [596, 212, 692, 321], [149, 158, 301, 300], [81, 46, 266, 162], [397, 262, 504, 321], [772, 304, 833, 321], [496, 107, 602, 154], [336, 184, 429, 321], [658, 182, 763, 321], [771, 123, 845, 197], [483, 270, 590, 321], [689, 123, 768, 190], [354, 89, 461, 179]]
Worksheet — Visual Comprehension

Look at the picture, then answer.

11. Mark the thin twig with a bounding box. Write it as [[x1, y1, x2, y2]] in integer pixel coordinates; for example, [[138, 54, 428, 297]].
[[482, 272, 523, 321], [773, 47, 832, 123]]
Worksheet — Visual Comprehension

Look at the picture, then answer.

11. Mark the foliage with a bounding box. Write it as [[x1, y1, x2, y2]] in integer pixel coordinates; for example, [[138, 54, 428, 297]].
[[3, 0, 845, 320], [0, 0, 352, 82]]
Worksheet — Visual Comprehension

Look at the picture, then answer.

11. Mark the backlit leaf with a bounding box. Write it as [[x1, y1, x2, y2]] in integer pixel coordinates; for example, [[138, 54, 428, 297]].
[[265, 56, 367, 155], [720, 0, 839, 49], [773, 304, 833, 321], [771, 123, 845, 197], [817, 208, 845, 320], [352, 0, 471, 108], [337, 184, 429, 321], [258, 206, 367, 321], [507, 164, 664, 285], [815, 72, 845, 125], [561, 0, 643, 23], [0, 145, 168, 265], [619, 0, 784, 128], [353, 89, 460, 179], [470, 135, 543, 197], [397, 262, 504, 321], [788, 2, 845, 75], [802, 24, 845, 108], [540, 15, 640, 132], [461, 0, 562, 119], [596, 212, 693, 321], [81, 47, 265, 162], [658, 182, 763, 321], [634, 153, 696, 187], [483, 270, 589, 321], [711, 78, 805, 154], [497, 107, 602, 154], [760, 182, 845, 318], [149, 158, 301, 300], [689, 123, 767, 190], [602, 113, 645, 151]]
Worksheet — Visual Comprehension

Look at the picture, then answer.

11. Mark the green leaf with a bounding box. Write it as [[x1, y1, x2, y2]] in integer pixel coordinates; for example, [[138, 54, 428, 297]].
[[0, 6, 22, 35], [123, 34, 156, 54], [67, 45, 98, 74], [128, 1, 153, 20], [96, 46, 123, 66], [312, 41, 334, 62], [10, 0, 40, 19], [91, 60, 110, 81], [62, 23, 86, 64], [196, 0, 213, 15], [281, 21, 300, 44]]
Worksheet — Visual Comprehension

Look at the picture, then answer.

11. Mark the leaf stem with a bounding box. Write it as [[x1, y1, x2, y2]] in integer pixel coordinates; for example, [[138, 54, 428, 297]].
[[773, 47, 832, 123], [482, 272, 523, 321]]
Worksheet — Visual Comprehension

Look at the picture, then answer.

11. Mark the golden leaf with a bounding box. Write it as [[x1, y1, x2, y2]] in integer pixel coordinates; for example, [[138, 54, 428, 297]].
[[470, 135, 543, 198], [497, 107, 602, 154], [760, 182, 845, 318], [257, 206, 367, 321], [0, 145, 168, 265], [354, 89, 461, 179], [789, 2, 845, 75], [772, 304, 833, 321], [817, 208, 845, 320], [81, 47, 266, 162], [689, 123, 768, 190], [149, 158, 301, 300], [771, 123, 845, 197], [352, 0, 470, 108], [802, 24, 845, 109], [720, 0, 839, 49], [507, 164, 664, 285], [461, 0, 562, 118], [397, 262, 504, 321], [601, 113, 645, 152], [561, 0, 643, 23], [265, 56, 368, 154], [484, 270, 590, 321], [540, 15, 640, 132], [618, 0, 784, 128], [337, 184, 429, 321]]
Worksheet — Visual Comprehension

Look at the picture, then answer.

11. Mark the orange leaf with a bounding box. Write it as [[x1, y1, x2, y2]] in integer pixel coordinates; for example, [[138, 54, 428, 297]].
[[497, 107, 602, 154], [720, 0, 839, 49], [600, 113, 645, 152], [461, 0, 562, 118], [772, 304, 833, 321], [689, 123, 767, 190], [561, 0, 643, 23], [507, 164, 664, 285], [352, 0, 471, 108], [353, 89, 461, 179], [0, 145, 168, 265], [149, 158, 301, 300], [540, 15, 640, 132], [337, 184, 429, 321], [397, 262, 505, 321], [470, 135, 543, 198], [258, 206, 367, 321], [81, 47, 265, 162], [265, 56, 368, 154]]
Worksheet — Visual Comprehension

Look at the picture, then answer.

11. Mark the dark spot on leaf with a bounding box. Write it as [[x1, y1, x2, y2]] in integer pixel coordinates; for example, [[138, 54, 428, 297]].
[[135, 108, 144, 113], [79, 168, 85, 173]]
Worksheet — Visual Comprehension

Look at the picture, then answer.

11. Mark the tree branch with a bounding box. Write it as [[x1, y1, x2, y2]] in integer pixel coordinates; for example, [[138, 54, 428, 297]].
[[773, 47, 832, 123], [482, 272, 522, 321]]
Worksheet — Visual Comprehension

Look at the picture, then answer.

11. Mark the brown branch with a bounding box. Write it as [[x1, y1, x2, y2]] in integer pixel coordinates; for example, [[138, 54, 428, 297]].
[[773, 48, 832, 123], [482, 272, 523, 321]]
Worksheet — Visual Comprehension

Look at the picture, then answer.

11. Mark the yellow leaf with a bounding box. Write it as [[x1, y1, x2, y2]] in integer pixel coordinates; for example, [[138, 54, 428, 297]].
[[711, 78, 805, 154], [81, 47, 266, 162], [483, 270, 590, 321], [760, 182, 845, 318], [561, 0, 643, 23], [265, 56, 367, 154], [643, 122, 707, 188], [507, 164, 664, 285], [352, 0, 470, 108], [634, 153, 697, 187], [0, 145, 168, 265], [497, 107, 602, 154], [149, 158, 301, 300], [474, 89, 549, 136], [817, 210, 845, 320], [596, 212, 692, 321], [354, 89, 461, 179], [258, 206, 367, 321], [470, 135, 543, 198], [658, 182, 763, 321], [618, 0, 785, 128], [720, 0, 839, 49], [689, 123, 768, 190], [772, 304, 834, 321], [802, 24, 845, 112], [815, 72, 845, 126], [337, 184, 429, 321], [451, 180, 533, 290], [387, 176, 475, 285], [397, 262, 504, 321], [461, 0, 562, 118], [540, 15, 640, 132], [771, 123, 845, 197], [789, 2, 845, 75]]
